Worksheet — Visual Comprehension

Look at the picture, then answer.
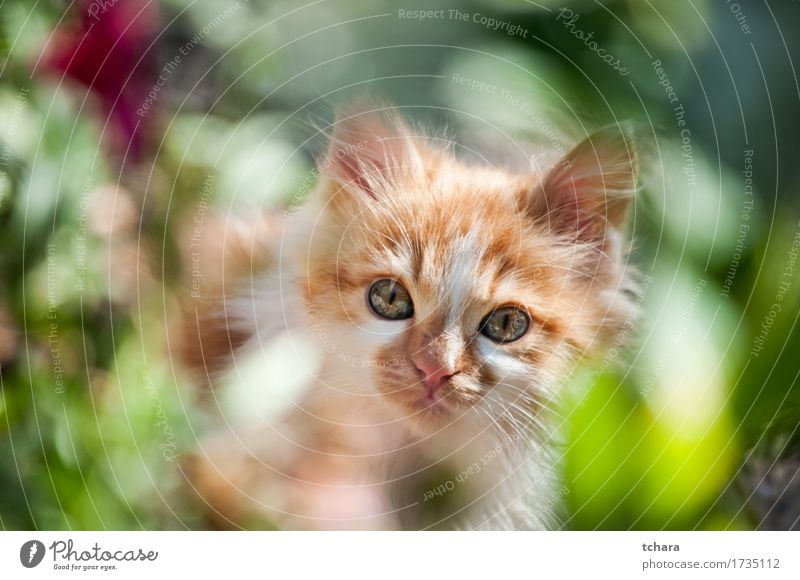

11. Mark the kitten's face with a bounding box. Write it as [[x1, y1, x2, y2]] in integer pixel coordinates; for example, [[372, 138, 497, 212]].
[[303, 110, 636, 434]]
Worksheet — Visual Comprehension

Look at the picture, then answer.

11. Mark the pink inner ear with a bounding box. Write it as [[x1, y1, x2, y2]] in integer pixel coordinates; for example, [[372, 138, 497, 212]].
[[323, 109, 423, 199], [331, 146, 380, 198], [542, 128, 636, 243]]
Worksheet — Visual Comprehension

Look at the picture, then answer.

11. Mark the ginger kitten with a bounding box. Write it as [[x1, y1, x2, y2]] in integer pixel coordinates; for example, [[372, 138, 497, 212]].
[[180, 106, 638, 530]]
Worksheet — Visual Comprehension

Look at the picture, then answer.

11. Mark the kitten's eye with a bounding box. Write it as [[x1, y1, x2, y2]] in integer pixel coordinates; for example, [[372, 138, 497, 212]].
[[368, 279, 414, 320], [480, 307, 530, 343]]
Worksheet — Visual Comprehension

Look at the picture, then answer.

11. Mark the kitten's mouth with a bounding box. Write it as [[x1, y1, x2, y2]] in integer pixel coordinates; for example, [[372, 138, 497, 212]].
[[398, 383, 457, 421], [411, 393, 449, 411], [375, 373, 460, 425]]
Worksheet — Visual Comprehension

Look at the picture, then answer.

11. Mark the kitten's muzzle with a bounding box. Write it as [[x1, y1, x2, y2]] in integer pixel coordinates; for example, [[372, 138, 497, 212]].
[[412, 352, 458, 400]]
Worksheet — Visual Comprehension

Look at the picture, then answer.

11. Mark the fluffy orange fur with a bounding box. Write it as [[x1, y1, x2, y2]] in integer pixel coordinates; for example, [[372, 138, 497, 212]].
[[180, 105, 638, 530]]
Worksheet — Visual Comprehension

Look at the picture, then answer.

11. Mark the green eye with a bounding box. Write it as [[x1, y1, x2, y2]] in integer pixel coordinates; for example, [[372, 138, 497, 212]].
[[368, 279, 414, 320], [480, 307, 530, 343]]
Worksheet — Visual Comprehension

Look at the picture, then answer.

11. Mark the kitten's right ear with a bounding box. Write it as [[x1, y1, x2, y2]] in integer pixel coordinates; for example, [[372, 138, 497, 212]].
[[320, 108, 424, 199]]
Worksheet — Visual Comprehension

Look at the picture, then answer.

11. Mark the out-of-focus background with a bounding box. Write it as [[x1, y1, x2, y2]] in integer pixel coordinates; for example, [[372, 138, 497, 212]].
[[0, 0, 798, 530]]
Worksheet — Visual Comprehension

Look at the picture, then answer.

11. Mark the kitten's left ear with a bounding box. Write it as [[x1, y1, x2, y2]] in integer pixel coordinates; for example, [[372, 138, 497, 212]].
[[529, 125, 637, 248]]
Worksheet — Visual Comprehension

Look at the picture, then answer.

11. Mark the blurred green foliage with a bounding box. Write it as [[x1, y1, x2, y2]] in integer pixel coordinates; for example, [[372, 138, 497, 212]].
[[1, 0, 798, 530]]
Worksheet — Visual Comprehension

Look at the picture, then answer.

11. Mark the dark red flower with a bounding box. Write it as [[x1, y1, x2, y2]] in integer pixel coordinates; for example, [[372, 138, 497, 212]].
[[41, 0, 160, 159]]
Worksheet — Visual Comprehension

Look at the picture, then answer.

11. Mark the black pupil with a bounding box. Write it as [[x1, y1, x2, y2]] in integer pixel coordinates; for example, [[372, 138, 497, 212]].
[[369, 280, 413, 320], [481, 307, 528, 343]]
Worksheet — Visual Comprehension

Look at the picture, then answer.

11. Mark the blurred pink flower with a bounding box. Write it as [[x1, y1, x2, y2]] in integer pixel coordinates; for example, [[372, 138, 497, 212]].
[[41, 0, 160, 158]]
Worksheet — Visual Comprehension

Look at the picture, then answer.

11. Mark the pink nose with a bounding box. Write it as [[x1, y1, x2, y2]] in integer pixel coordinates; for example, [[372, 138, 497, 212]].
[[413, 354, 455, 394]]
